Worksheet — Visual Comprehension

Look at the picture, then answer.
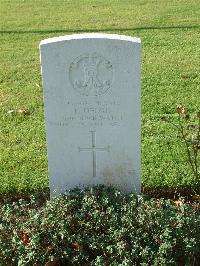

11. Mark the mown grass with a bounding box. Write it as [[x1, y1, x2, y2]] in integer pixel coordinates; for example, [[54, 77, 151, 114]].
[[0, 0, 200, 194]]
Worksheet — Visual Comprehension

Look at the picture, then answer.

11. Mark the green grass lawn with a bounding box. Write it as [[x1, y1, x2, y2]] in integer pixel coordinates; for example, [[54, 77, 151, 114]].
[[0, 0, 200, 194]]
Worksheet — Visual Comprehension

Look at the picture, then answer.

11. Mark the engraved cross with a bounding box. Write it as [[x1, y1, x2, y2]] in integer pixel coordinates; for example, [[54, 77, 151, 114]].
[[78, 131, 110, 177]]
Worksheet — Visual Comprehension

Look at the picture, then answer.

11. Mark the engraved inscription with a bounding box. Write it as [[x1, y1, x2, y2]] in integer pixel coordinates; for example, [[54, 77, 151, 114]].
[[47, 100, 124, 127], [79, 131, 110, 177], [69, 54, 113, 96]]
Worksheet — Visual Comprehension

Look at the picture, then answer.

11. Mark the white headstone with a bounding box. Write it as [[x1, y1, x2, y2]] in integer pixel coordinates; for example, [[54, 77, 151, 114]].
[[40, 33, 141, 196]]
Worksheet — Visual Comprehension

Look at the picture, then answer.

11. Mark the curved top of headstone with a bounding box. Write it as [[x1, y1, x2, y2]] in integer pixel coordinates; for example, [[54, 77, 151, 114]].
[[40, 33, 141, 46]]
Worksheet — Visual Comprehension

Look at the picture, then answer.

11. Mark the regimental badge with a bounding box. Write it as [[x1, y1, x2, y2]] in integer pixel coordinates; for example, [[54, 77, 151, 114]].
[[69, 54, 113, 96]]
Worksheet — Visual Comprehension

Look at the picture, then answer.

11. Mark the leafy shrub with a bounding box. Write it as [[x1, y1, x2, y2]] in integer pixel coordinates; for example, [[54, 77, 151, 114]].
[[162, 108, 200, 187], [0, 185, 200, 265]]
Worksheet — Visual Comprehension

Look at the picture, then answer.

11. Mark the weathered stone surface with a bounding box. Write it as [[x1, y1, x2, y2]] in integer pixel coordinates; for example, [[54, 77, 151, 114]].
[[40, 33, 141, 196]]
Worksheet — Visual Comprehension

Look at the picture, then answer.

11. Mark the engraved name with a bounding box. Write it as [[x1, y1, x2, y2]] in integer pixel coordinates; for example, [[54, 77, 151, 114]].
[[47, 100, 123, 127]]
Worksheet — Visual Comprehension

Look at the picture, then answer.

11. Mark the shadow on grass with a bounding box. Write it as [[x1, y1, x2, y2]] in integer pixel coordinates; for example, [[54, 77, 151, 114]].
[[0, 25, 200, 34], [0, 185, 200, 205], [0, 188, 50, 206], [143, 185, 200, 201]]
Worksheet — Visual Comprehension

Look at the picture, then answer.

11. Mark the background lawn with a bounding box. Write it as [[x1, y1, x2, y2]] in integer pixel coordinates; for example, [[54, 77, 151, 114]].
[[0, 0, 199, 194]]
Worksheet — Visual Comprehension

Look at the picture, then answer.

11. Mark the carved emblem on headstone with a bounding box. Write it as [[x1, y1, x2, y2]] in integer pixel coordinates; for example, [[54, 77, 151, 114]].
[[69, 54, 113, 96]]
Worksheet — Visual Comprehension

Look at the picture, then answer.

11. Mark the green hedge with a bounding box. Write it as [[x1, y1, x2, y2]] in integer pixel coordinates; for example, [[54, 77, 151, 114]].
[[0, 186, 200, 265]]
